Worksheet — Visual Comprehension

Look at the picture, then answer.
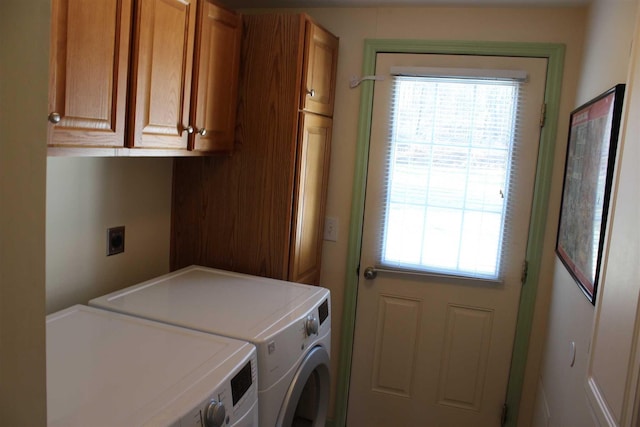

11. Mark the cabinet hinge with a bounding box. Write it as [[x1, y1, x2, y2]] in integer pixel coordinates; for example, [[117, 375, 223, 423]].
[[501, 403, 508, 426], [540, 103, 547, 128], [521, 260, 529, 285]]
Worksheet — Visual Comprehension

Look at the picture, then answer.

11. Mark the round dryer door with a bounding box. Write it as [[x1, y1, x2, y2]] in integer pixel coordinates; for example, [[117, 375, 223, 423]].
[[278, 345, 330, 427]]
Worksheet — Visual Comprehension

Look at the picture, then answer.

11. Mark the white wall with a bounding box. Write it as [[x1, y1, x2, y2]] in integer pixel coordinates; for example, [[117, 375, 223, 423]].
[[46, 157, 173, 314], [534, 1, 638, 427], [245, 5, 588, 422], [0, 0, 49, 425]]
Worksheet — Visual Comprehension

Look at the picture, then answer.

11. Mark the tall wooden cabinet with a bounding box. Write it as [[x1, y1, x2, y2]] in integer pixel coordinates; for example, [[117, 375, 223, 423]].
[[171, 13, 338, 285], [47, 0, 240, 155]]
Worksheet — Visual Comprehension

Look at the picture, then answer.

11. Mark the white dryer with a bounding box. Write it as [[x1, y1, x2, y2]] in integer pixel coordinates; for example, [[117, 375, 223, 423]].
[[47, 305, 258, 427], [90, 266, 331, 427]]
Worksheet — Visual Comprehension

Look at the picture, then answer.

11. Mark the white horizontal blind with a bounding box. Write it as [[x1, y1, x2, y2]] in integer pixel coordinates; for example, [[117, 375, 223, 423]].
[[379, 74, 523, 281]]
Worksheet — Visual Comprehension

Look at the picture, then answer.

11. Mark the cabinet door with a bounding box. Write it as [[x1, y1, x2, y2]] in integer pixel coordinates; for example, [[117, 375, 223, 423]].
[[289, 113, 332, 285], [189, 2, 241, 152], [300, 21, 338, 117], [129, 0, 197, 149], [48, 0, 132, 147]]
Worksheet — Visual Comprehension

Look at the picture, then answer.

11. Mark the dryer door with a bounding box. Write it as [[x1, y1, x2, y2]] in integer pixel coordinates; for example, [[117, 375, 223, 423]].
[[278, 345, 330, 427]]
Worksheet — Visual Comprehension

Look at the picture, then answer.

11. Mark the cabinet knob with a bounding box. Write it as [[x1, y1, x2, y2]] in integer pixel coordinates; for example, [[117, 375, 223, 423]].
[[48, 112, 61, 124], [196, 127, 207, 137], [306, 88, 316, 97], [183, 125, 194, 134]]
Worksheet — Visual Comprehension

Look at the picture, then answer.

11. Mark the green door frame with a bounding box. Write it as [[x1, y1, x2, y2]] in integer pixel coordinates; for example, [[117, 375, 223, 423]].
[[332, 39, 565, 427]]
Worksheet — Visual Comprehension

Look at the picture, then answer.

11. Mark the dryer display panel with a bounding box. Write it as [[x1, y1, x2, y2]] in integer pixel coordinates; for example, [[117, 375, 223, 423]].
[[319, 299, 329, 325], [231, 360, 253, 406]]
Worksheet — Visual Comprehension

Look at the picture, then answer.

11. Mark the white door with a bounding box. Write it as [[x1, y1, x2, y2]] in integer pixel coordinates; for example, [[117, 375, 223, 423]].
[[347, 53, 547, 427]]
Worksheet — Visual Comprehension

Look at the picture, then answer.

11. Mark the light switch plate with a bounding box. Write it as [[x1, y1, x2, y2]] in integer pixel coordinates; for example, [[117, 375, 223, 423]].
[[324, 217, 338, 242]]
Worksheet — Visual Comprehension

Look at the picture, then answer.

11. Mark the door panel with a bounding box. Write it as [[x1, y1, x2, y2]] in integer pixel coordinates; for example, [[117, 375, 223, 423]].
[[438, 304, 493, 411], [301, 22, 338, 117], [130, 0, 195, 149], [190, 1, 241, 152], [289, 113, 332, 285], [347, 53, 547, 427], [48, 0, 131, 147], [372, 295, 421, 397]]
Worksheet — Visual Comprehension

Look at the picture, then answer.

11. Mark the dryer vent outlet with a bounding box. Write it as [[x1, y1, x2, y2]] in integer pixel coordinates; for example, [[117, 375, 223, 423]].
[[107, 226, 125, 256]]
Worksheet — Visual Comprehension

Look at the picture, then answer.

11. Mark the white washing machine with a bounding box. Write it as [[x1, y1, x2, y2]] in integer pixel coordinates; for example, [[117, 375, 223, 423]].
[[90, 266, 331, 427], [47, 305, 258, 427]]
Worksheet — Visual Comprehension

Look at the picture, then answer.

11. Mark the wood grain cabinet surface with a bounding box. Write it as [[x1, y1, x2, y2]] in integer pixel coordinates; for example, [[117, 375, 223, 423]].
[[171, 13, 338, 285], [189, 3, 241, 152], [128, 0, 197, 150], [301, 22, 339, 117], [48, 0, 132, 148], [47, 0, 240, 155]]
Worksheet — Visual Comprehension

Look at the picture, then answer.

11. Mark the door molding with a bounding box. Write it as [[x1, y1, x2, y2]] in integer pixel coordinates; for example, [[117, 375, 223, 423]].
[[333, 39, 565, 427]]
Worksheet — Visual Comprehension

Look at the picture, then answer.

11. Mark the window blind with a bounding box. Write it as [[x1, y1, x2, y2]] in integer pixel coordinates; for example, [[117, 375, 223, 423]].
[[378, 74, 524, 282]]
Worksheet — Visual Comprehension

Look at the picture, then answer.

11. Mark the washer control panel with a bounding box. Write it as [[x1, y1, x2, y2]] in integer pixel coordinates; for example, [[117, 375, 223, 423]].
[[173, 357, 258, 427]]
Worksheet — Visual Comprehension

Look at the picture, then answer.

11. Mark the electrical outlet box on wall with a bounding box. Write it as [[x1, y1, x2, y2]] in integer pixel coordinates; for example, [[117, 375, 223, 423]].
[[107, 226, 125, 256]]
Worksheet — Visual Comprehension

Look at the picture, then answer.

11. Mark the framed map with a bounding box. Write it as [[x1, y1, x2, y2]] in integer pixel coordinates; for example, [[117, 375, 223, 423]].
[[556, 84, 625, 304]]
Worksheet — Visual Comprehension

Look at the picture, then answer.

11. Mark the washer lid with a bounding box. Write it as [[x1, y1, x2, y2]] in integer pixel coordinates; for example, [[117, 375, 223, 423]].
[[47, 305, 253, 427], [90, 266, 330, 343]]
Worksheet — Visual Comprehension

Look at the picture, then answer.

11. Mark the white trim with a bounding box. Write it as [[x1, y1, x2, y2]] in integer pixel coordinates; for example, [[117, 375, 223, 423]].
[[586, 376, 619, 427]]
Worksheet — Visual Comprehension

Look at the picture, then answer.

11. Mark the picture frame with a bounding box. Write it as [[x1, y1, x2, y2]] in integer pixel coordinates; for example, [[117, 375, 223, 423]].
[[556, 84, 625, 304]]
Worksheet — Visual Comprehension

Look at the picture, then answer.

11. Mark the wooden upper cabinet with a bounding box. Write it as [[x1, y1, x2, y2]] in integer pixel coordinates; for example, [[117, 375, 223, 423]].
[[289, 113, 333, 285], [129, 0, 196, 149], [48, 0, 241, 154], [300, 21, 338, 117], [190, 1, 241, 152], [48, 0, 132, 147]]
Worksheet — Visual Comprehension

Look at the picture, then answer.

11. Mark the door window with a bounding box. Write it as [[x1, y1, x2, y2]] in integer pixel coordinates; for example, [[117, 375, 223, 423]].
[[380, 74, 524, 281]]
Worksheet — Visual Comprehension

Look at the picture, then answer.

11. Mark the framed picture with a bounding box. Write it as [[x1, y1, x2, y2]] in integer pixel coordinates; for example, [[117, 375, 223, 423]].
[[556, 84, 625, 304]]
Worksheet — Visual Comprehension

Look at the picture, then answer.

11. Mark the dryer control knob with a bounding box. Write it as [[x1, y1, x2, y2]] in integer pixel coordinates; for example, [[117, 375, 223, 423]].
[[305, 315, 319, 336], [204, 399, 226, 427]]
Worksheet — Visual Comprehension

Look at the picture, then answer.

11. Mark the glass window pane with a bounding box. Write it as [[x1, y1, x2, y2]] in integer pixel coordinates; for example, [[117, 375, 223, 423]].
[[422, 207, 462, 270], [384, 204, 426, 265], [459, 211, 502, 275], [380, 76, 518, 281]]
